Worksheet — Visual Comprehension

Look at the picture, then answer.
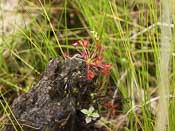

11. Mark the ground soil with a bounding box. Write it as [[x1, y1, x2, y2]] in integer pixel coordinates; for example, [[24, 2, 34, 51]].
[[4, 58, 97, 131]]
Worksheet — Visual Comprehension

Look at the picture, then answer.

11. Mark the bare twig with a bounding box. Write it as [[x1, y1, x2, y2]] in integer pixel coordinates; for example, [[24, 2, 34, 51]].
[[126, 95, 175, 116], [130, 22, 174, 40]]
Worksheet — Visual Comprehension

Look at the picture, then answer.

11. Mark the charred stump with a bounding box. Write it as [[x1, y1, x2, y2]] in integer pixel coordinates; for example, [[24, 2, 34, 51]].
[[4, 58, 97, 131]]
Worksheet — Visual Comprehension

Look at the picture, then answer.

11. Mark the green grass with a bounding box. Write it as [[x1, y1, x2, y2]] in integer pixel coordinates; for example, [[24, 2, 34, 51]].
[[0, 0, 174, 130]]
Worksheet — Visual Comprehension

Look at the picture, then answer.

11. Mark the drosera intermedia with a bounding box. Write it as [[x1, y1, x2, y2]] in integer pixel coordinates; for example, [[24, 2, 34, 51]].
[[67, 39, 112, 80]]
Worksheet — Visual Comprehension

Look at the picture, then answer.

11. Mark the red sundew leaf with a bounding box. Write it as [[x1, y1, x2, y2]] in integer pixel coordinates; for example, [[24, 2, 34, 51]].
[[86, 64, 90, 72], [79, 40, 89, 48], [104, 102, 117, 110], [101, 68, 110, 75], [95, 43, 105, 54], [81, 51, 89, 59], [94, 56, 103, 65], [72, 42, 80, 47], [82, 40, 89, 48], [95, 43, 102, 50], [101, 64, 112, 75], [86, 71, 96, 80], [102, 64, 112, 69], [97, 55, 103, 60]]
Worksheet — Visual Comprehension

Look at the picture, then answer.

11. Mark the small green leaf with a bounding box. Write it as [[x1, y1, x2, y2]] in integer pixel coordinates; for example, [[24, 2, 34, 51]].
[[92, 117, 97, 121], [85, 116, 92, 123], [81, 109, 89, 115], [92, 112, 100, 118], [89, 106, 95, 112]]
